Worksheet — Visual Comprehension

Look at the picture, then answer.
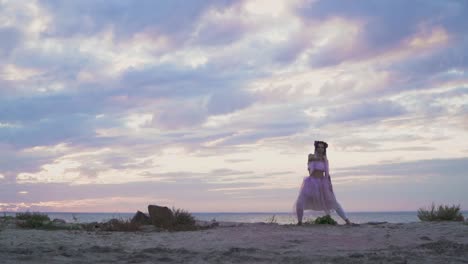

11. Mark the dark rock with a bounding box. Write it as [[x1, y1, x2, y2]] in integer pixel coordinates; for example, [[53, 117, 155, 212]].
[[52, 218, 67, 224], [131, 211, 151, 225], [366, 221, 388, 225], [148, 205, 174, 229]]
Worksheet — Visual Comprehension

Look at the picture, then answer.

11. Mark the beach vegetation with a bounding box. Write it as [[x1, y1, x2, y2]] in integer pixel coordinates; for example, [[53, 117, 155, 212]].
[[11, 208, 200, 232], [301, 215, 337, 225], [15, 212, 81, 230], [81, 218, 141, 232], [100, 218, 142, 232], [16, 211, 50, 222], [171, 207, 197, 231], [267, 215, 277, 224], [417, 203, 464, 221], [1, 214, 15, 221], [16, 212, 51, 228], [72, 213, 79, 223], [313, 215, 338, 225]]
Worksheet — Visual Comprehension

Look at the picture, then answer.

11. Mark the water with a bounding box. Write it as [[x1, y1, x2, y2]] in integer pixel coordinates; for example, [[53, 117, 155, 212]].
[[5, 211, 465, 225]]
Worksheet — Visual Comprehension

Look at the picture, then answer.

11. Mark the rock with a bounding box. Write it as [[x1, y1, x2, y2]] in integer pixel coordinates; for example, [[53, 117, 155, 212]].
[[148, 205, 174, 229], [366, 221, 388, 225], [53, 218, 67, 224], [131, 211, 151, 225]]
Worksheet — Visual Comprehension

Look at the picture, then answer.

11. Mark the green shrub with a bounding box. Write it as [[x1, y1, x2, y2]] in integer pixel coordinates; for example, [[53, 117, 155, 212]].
[[172, 207, 197, 231], [0, 215, 15, 221], [16, 211, 50, 221], [103, 218, 141, 232], [81, 218, 141, 232], [301, 215, 338, 225], [417, 203, 464, 221], [16, 212, 51, 228], [314, 215, 337, 225]]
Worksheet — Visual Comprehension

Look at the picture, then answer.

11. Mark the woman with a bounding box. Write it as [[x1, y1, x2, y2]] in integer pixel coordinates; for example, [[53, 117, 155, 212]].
[[295, 141, 352, 225]]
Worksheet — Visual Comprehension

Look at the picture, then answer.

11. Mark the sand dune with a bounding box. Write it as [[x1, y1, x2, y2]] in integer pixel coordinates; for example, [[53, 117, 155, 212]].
[[1, 220, 467, 263]]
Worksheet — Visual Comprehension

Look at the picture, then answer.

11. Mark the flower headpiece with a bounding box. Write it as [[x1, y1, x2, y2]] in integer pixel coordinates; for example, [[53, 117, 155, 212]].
[[314, 140, 328, 156], [314, 141, 328, 149]]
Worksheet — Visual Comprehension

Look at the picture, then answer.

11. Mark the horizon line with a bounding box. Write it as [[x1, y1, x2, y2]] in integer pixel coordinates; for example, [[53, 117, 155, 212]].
[[3, 210, 452, 214]]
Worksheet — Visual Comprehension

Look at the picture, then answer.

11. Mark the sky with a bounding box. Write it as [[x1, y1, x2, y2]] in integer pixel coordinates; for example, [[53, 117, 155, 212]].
[[1, 0, 467, 213]]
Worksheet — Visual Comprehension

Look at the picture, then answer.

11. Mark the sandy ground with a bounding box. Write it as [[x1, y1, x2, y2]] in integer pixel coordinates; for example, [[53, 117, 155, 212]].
[[1, 220, 467, 264]]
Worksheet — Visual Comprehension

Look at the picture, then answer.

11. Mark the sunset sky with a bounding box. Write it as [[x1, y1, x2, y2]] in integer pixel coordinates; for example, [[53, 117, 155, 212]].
[[1, 0, 467, 213]]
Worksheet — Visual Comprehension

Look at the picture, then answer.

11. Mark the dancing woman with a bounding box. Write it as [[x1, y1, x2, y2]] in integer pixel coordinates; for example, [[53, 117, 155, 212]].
[[295, 141, 352, 225]]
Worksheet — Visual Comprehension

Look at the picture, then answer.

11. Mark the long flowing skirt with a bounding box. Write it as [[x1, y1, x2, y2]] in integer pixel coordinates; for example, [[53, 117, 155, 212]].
[[295, 176, 338, 214]]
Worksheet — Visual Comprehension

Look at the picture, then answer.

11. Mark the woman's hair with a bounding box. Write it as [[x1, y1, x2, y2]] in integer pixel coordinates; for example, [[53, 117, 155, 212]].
[[307, 141, 329, 163], [314, 140, 328, 156]]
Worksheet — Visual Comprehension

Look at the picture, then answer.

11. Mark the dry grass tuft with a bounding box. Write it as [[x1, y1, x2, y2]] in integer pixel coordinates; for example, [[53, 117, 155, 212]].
[[418, 203, 464, 221], [16, 212, 51, 229], [171, 208, 197, 231], [82, 218, 142, 232]]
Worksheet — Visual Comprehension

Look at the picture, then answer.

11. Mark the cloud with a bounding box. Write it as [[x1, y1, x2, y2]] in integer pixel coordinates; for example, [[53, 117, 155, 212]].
[[151, 99, 208, 130], [334, 157, 468, 178], [293, 0, 468, 68], [321, 100, 407, 125], [201, 103, 311, 146], [193, 7, 250, 46], [0, 178, 263, 207], [195, 21, 247, 46], [0, 147, 60, 177], [299, 0, 464, 46], [13, 143, 264, 185], [387, 39, 468, 87], [225, 158, 251, 163], [115, 63, 259, 129], [40, 0, 238, 40], [0, 27, 22, 58], [0, 113, 98, 148], [218, 120, 309, 146], [273, 37, 308, 64], [0, 94, 102, 123], [207, 89, 256, 115]]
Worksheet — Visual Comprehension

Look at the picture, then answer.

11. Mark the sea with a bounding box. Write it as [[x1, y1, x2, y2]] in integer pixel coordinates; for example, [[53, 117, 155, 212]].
[[3, 211, 467, 225]]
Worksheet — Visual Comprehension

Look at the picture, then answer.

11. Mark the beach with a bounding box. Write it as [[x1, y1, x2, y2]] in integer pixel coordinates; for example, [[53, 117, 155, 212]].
[[1, 220, 467, 263]]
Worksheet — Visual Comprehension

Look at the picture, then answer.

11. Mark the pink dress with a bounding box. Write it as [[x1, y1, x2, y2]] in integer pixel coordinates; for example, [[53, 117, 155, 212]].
[[295, 159, 339, 214]]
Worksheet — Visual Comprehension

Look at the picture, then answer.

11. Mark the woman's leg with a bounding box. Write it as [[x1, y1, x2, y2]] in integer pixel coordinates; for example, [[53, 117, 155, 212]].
[[335, 202, 351, 224], [296, 198, 304, 225]]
